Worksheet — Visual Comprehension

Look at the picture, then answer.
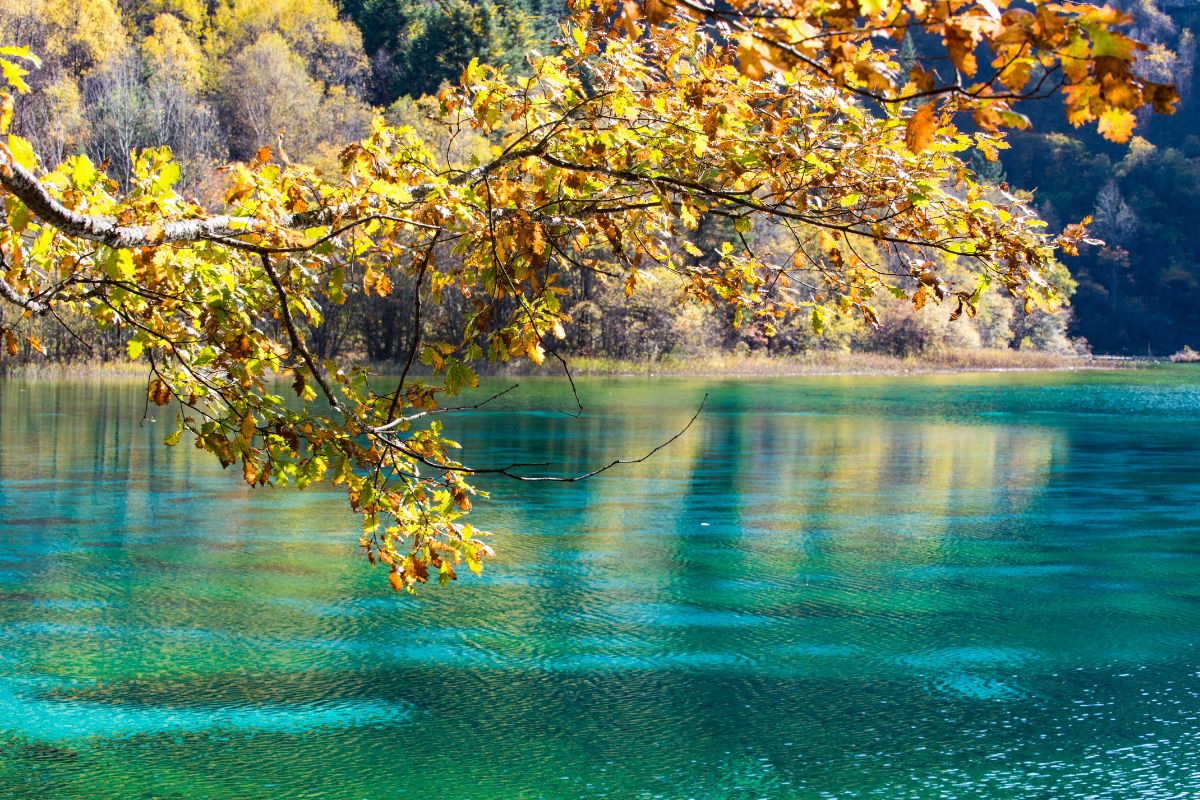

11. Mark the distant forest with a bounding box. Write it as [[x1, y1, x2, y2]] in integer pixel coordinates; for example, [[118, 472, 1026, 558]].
[[1, 0, 1196, 359]]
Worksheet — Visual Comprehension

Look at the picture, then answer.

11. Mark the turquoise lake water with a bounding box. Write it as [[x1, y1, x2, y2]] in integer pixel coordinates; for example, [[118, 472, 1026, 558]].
[[1, 369, 1200, 798]]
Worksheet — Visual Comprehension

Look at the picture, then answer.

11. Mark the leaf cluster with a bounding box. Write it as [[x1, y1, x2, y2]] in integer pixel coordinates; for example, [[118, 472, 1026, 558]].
[[0, 1, 1171, 588]]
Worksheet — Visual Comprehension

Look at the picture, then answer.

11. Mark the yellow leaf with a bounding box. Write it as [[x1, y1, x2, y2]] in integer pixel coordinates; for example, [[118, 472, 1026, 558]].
[[860, 0, 889, 17], [104, 249, 135, 281], [0, 59, 29, 93], [1097, 107, 1136, 143], [5, 134, 37, 171], [0, 47, 39, 68]]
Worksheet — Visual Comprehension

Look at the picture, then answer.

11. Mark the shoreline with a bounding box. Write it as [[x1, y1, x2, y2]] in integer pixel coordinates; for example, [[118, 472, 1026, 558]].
[[472, 351, 1156, 379], [1, 350, 1159, 381]]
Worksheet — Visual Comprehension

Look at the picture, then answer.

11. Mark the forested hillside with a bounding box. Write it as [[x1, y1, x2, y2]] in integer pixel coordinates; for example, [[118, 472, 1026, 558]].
[[1002, 0, 1200, 354], [0, 0, 1194, 360]]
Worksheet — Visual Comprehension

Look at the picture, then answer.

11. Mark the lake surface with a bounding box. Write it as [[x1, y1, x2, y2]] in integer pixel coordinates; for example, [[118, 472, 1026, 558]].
[[2, 369, 1200, 799]]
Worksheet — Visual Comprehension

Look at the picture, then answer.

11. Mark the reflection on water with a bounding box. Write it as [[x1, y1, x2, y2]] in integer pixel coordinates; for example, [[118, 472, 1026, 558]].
[[1, 370, 1200, 798]]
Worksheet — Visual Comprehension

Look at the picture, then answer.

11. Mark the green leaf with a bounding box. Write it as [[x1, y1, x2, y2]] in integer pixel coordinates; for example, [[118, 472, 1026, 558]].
[[811, 306, 826, 334], [445, 360, 479, 395], [9, 202, 30, 232]]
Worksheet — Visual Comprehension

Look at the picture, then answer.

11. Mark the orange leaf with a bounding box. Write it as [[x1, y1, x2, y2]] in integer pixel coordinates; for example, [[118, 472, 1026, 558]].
[[737, 32, 769, 80], [620, 0, 641, 36], [644, 0, 673, 24], [905, 102, 937, 153], [944, 25, 978, 76], [148, 378, 172, 406], [531, 222, 546, 256]]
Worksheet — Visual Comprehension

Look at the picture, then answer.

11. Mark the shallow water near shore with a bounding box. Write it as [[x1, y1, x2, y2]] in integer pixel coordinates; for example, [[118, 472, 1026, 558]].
[[2, 368, 1200, 799]]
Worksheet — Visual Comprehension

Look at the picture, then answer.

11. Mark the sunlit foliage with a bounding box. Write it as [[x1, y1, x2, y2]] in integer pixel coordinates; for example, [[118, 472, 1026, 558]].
[[0, 0, 1173, 587]]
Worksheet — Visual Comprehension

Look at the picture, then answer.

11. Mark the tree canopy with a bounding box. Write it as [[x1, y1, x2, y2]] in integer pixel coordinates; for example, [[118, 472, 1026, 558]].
[[0, 0, 1171, 589]]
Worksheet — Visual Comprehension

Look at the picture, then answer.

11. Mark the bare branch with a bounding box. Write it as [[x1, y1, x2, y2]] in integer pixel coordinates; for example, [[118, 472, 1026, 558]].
[[258, 253, 344, 414], [376, 383, 521, 430], [380, 393, 710, 482]]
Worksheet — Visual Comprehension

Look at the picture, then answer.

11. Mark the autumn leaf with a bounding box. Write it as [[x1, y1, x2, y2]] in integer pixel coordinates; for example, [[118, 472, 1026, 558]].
[[148, 379, 172, 406], [737, 32, 770, 80], [1146, 83, 1179, 115], [0, 0, 1177, 593], [644, 0, 673, 24], [905, 103, 936, 154], [1097, 108, 1136, 143], [531, 222, 546, 256], [5, 134, 37, 170], [944, 25, 978, 76]]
